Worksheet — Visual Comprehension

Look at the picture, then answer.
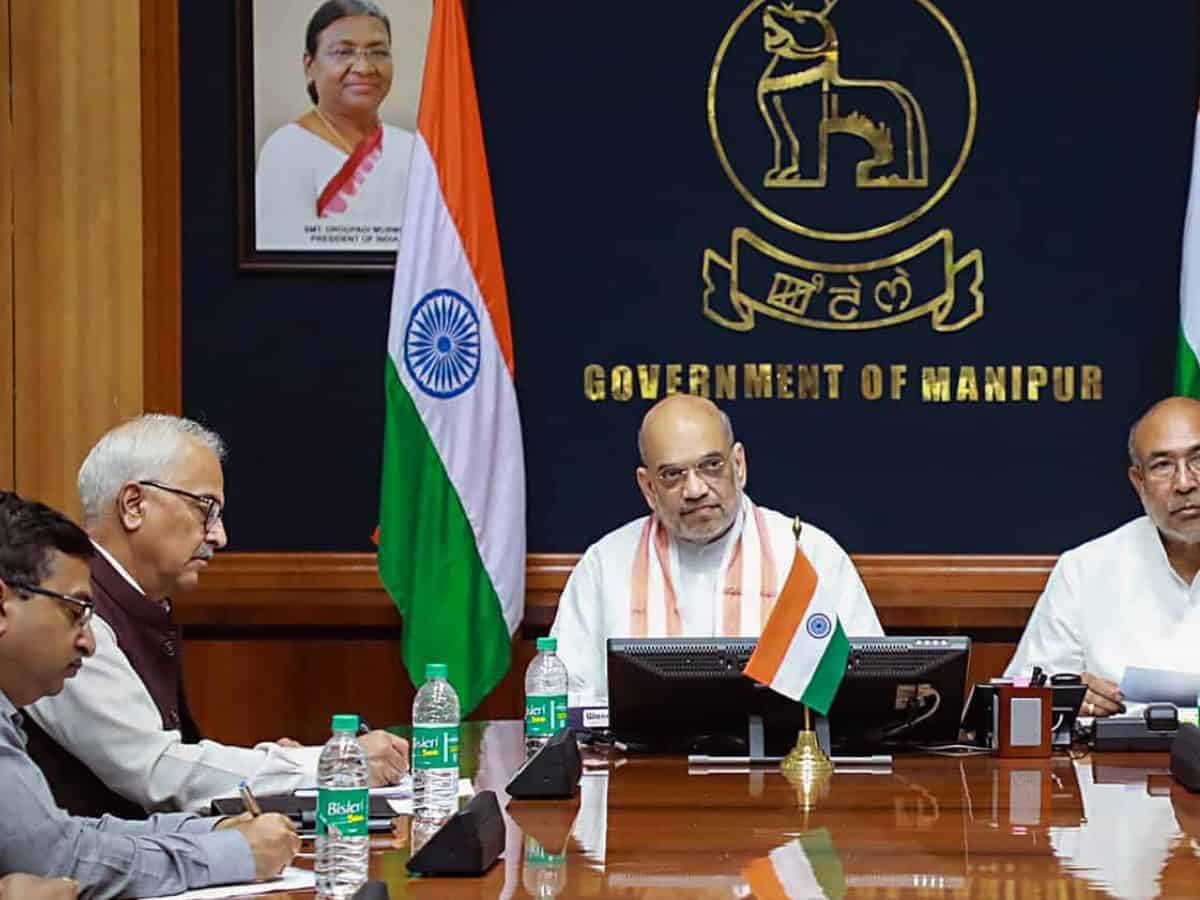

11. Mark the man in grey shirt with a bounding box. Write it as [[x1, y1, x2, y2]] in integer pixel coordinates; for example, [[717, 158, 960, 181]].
[[0, 491, 299, 899]]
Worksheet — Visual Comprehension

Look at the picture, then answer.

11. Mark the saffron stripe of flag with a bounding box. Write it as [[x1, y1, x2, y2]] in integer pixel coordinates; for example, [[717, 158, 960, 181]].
[[744, 547, 849, 716]]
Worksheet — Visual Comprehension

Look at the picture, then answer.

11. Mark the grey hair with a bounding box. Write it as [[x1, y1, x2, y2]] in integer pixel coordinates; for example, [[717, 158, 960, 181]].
[[78, 414, 227, 525], [637, 406, 735, 464]]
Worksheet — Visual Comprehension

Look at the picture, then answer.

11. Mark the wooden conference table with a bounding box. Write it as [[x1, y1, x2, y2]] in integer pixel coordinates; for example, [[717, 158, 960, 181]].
[[274, 721, 1200, 899]]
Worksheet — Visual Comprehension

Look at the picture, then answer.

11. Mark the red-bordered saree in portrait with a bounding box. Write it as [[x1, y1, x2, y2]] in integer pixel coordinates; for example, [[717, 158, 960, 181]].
[[316, 125, 385, 218]]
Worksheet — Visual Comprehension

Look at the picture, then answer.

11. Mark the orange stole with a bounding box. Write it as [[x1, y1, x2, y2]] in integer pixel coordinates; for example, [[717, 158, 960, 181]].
[[629, 505, 779, 637]]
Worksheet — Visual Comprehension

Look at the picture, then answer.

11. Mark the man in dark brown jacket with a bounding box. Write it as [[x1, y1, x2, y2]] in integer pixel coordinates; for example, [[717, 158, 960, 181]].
[[25, 414, 408, 815]]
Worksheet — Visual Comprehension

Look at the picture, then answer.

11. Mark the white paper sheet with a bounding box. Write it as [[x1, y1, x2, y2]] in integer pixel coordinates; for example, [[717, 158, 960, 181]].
[[293, 774, 413, 799], [138, 866, 314, 900], [1119, 666, 1200, 706], [384, 778, 475, 815]]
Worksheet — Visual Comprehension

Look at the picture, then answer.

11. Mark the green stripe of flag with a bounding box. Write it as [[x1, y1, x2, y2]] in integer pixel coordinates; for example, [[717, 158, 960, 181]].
[[378, 358, 511, 713], [800, 622, 850, 716], [797, 829, 847, 900], [1177, 329, 1200, 399]]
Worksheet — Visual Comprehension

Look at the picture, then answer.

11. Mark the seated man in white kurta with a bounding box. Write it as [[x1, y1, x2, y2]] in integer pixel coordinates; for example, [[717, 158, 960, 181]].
[[1006, 396, 1200, 717], [550, 395, 884, 707]]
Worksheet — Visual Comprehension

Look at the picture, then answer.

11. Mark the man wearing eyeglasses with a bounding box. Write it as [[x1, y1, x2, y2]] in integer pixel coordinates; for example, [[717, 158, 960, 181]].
[[24, 414, 408, 817], [549, 394, 883, 706], [1007, 396, 1200, 717], [0, 492, 300, 898]]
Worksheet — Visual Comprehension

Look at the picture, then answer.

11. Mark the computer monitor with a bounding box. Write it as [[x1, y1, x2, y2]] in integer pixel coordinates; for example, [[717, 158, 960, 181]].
[[606, 635, 970, 755]]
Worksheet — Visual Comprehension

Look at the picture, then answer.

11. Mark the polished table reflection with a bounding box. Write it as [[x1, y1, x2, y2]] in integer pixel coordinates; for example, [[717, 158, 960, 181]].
[[272, 721, 1200, 899]]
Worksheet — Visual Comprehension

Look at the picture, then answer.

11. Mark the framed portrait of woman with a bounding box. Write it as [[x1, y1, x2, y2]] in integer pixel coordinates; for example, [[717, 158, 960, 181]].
[[236, 0, 432, 272]]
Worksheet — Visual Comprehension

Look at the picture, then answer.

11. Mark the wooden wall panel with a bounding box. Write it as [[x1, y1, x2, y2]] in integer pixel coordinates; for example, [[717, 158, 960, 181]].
[[182, 631, 540, 747], [185, 552, 1054, 629], [184, 637, 412, 747], [10, 0, 144, 516], [0, 0, 13, 491], [140, 0, 181, 414]]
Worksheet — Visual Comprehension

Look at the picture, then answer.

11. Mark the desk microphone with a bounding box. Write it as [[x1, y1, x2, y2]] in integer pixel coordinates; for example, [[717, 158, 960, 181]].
[[1171, 723, 1200, 791]]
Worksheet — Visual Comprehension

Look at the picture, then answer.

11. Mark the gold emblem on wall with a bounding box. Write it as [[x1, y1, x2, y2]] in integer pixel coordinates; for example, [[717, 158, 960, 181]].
[[759, 2, 928, 190], [703, 0, 983, 332]]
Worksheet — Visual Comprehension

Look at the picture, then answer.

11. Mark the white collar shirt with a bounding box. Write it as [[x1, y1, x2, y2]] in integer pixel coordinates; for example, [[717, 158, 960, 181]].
[[671, 504, 745, 636], [26, 542, 325, 813], [1006, 516, 1200, 681], [550, 499, 883, 706]]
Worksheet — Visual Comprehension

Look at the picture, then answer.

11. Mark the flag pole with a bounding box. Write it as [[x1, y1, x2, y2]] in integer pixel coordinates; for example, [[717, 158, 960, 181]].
[[780, 518, 834, 791]]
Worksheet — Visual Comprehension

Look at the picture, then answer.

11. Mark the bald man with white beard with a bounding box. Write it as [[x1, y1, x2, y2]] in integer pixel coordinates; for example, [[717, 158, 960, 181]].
[[550, 395, 883, 706]]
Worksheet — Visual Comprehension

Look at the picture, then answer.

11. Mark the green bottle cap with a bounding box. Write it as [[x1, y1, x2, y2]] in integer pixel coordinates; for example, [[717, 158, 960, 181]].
[[426, 663, 449, 680], [331, 714, 360, 732], [536, 637, 557, 652]]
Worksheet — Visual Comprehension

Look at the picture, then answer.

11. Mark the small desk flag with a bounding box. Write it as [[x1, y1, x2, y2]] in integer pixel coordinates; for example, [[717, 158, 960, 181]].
[[743, 538, 849, 716]]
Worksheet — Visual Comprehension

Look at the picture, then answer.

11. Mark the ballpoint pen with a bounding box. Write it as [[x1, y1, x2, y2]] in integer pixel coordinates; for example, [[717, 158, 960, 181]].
[[238, 780, 263, 817]]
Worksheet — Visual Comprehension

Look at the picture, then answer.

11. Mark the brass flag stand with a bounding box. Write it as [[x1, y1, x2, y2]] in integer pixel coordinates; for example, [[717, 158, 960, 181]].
[[781, 705, 833, 777], [781, 705, 833, 815]]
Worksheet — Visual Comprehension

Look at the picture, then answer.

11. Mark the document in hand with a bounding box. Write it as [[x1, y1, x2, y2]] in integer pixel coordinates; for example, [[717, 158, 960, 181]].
[[1119, 667, 1200, 707]]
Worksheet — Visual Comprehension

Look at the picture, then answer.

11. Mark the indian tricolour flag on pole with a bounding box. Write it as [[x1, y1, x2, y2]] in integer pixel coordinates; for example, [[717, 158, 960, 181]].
[[743, 531, 848, 715], [742, 831, 846, 900], [1179, 108, 1200, 397], [378, 0, 524, 714]]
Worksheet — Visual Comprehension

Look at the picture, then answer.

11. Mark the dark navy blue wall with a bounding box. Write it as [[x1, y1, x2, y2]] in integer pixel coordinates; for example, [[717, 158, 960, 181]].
[[181, 1, 1198, 553]]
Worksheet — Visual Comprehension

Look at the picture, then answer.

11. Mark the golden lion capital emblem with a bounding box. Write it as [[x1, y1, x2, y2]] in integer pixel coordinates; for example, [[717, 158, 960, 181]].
[[758, 0, 929, 188], [703, 0, 983, 333]]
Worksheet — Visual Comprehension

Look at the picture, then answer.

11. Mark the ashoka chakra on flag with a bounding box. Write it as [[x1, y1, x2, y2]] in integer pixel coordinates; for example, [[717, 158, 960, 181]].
[[806, 613, 832, 639], [403, 288, 482, 399]]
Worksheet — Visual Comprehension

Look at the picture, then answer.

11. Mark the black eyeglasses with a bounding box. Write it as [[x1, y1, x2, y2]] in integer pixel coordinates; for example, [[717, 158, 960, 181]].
[[137, 480, 223, 532], [654, 447, 736, 491], [8, 582, 94, 629]]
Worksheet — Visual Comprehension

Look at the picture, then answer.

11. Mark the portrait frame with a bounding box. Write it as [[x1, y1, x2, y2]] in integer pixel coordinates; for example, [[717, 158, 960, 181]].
[[233, 0, 431, 273]]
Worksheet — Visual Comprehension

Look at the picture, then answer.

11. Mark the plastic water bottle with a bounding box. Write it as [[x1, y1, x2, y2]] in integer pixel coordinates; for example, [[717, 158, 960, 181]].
[[315, 714, 369, 899], [412, 662, 460, 822], [410, 815, 441, 855], [525, 637, 569, 758], [522, 833, 567, 897]]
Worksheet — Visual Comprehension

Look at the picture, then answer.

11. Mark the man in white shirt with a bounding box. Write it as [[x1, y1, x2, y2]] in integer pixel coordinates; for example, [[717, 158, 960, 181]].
[[26, 414, 409, 814], [1006, 396, 1200, 716], [550, 395, 883, 706]]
